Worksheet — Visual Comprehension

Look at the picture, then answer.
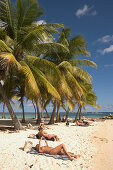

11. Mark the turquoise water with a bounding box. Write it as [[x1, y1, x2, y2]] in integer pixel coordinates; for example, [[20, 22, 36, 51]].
[[0, 112, 113, 119]]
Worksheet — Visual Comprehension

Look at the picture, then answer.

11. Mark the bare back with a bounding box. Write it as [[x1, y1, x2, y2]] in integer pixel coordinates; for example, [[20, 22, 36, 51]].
[[38, 130, 48, 138]]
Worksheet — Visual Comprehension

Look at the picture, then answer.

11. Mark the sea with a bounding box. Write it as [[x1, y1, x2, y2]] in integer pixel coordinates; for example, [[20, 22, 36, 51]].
[[0, 112, 113, 119]]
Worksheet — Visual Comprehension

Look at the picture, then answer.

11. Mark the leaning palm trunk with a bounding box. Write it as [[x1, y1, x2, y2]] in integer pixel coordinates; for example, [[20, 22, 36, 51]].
[[36, 102, 41, 124], [66, 107, 70, 120], [48, 101, 57, 124], [0, 83, 23, 130], [56, 102, 61, 122], [41, 100, 44, 118], [74, 107, 80, 122], [2, 102, 5, 119], [21, 97, 25, 123], [32, 100, 37, 119], [44, 108, 50, 118], [79, 106, 82, 120]]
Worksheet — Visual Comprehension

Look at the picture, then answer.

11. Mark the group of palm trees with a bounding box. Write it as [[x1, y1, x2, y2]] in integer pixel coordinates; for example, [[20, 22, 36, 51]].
[[0, 0, 100, 130]]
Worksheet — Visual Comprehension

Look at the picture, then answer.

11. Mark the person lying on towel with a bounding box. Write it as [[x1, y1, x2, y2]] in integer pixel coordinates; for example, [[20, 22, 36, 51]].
[[36, 137, 80, 160], [36, 126, 59, 141]]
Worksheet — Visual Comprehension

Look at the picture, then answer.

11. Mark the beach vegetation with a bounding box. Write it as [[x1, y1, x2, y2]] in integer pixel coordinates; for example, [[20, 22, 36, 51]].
[[0, 0, 99, 128]]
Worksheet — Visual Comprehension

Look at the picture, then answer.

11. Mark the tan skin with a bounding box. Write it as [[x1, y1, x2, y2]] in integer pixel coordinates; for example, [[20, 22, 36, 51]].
[[38, 128, 59, 141], [76, 120, 90, 127], [36, 138, 80, 160]]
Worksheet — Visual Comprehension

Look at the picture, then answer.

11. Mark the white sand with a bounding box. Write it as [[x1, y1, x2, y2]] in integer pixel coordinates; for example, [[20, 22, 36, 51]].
[[92, 120, 113, 170], [0, 121, 105, 170]]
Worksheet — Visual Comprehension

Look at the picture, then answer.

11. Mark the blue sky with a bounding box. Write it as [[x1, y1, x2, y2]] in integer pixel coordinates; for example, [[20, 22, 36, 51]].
[[37, 0, 113, 112], [1, 0, 113, 113]]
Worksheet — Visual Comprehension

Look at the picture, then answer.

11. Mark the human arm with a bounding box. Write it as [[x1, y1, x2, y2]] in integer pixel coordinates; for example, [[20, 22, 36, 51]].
[[38, 138, 42, 152], [45, 140, 48, 147]]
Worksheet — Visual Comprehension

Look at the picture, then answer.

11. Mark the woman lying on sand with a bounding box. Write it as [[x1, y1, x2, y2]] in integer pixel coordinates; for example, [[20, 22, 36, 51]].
[[87, 118, 105, 122], [37, 127, 59, 141], [36, 138, 80, 160], [76, 120, 91, 127]]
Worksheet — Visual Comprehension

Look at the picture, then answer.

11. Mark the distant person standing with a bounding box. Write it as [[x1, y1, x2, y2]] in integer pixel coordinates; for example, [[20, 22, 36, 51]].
[[66, 119, 69, 126], [61, 116, 66, 122]]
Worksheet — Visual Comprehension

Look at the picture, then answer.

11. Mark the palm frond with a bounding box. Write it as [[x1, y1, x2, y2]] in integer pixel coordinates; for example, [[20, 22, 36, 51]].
[[65, 69, 84, 99], [72, 66, 92, 83], [69, 35, 90, 57], [70, 59, 97, 68], [0, 52, 21, 70], [30, 65, 61, 100], [20, 61, 40, 99], [0, 40, 12, 52], [33, 42, 69, 56], [25, 55, 61, 80], [66, 99, 75, 111], [16, 0, 43, 29]]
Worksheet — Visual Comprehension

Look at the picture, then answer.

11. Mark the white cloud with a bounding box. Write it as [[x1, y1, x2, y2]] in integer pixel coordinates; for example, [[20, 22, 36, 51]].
[[100, 45, 113, 55], [104, 64, 113, 67], [75, 4, 97, 18], [97, 35, 113, 43], [36, 20, 46, 26]]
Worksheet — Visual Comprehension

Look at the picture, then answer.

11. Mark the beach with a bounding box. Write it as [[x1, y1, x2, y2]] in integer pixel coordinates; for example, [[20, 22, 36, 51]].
[[0, 119, 113, 170]]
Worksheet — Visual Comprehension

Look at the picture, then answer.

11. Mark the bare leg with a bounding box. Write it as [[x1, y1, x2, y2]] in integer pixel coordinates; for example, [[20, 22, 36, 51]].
[[49, 144, 74, 160]]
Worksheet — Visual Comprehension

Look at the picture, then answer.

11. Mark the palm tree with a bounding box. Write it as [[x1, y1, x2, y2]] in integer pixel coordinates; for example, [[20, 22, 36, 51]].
[[44, 28, 97, 120], [74, 82, 100, 121], [0, 0, 69, 129]]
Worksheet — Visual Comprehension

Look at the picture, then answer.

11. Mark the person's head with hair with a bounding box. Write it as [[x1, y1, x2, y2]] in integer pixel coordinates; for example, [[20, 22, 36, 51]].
[[38, 126, 44, 131]]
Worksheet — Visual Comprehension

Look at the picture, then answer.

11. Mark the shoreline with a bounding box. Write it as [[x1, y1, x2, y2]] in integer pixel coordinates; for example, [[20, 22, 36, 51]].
[[0, 119, 113, 169]]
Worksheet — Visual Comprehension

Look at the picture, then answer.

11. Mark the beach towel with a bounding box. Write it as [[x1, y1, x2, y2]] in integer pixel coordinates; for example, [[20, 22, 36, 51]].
[[28, 148, 72, 160]]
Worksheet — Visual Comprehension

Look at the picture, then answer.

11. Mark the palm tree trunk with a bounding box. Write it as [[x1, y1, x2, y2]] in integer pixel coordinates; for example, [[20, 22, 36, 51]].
[[41, 100, 44, 118], [79, 106, 82, 120], [66, 107, 70, 120], [2, 102, 5, 119], [48, 101, 57, 124], [56, 102, 60, 122], [21, 97, 25, 123], [44, 108, 50, 118], [32, 100, 37, 119], [74, 107, 80, 122], [36, 102, 41, 124], [0, 83, 23, 130]]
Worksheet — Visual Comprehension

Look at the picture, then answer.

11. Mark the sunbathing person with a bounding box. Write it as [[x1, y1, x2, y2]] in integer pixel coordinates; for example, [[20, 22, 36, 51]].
[[39, 119, 49, 129], [36, 138, 80, 160], [76, 120, 90, 127], [87, 118, 105, 122], [37, 127, 59, 141]]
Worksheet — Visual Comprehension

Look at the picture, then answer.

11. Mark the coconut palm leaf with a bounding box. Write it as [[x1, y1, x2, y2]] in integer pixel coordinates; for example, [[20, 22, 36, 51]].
[[16, 0, 43, 29], [0, 52, 21, 70], [33, 42, 69, 56], [0, 40, 12, 52], [20, 61, 40, 99], [58, 72, 72, 99], [64, 69, 84, 98], [70, 59, 97, 68], [66, 99, 75, 111], [69, 35, 90, 57], [30, 65, 61, 100], [72, 67, 92, 83], [25, 55, 61, 80]]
